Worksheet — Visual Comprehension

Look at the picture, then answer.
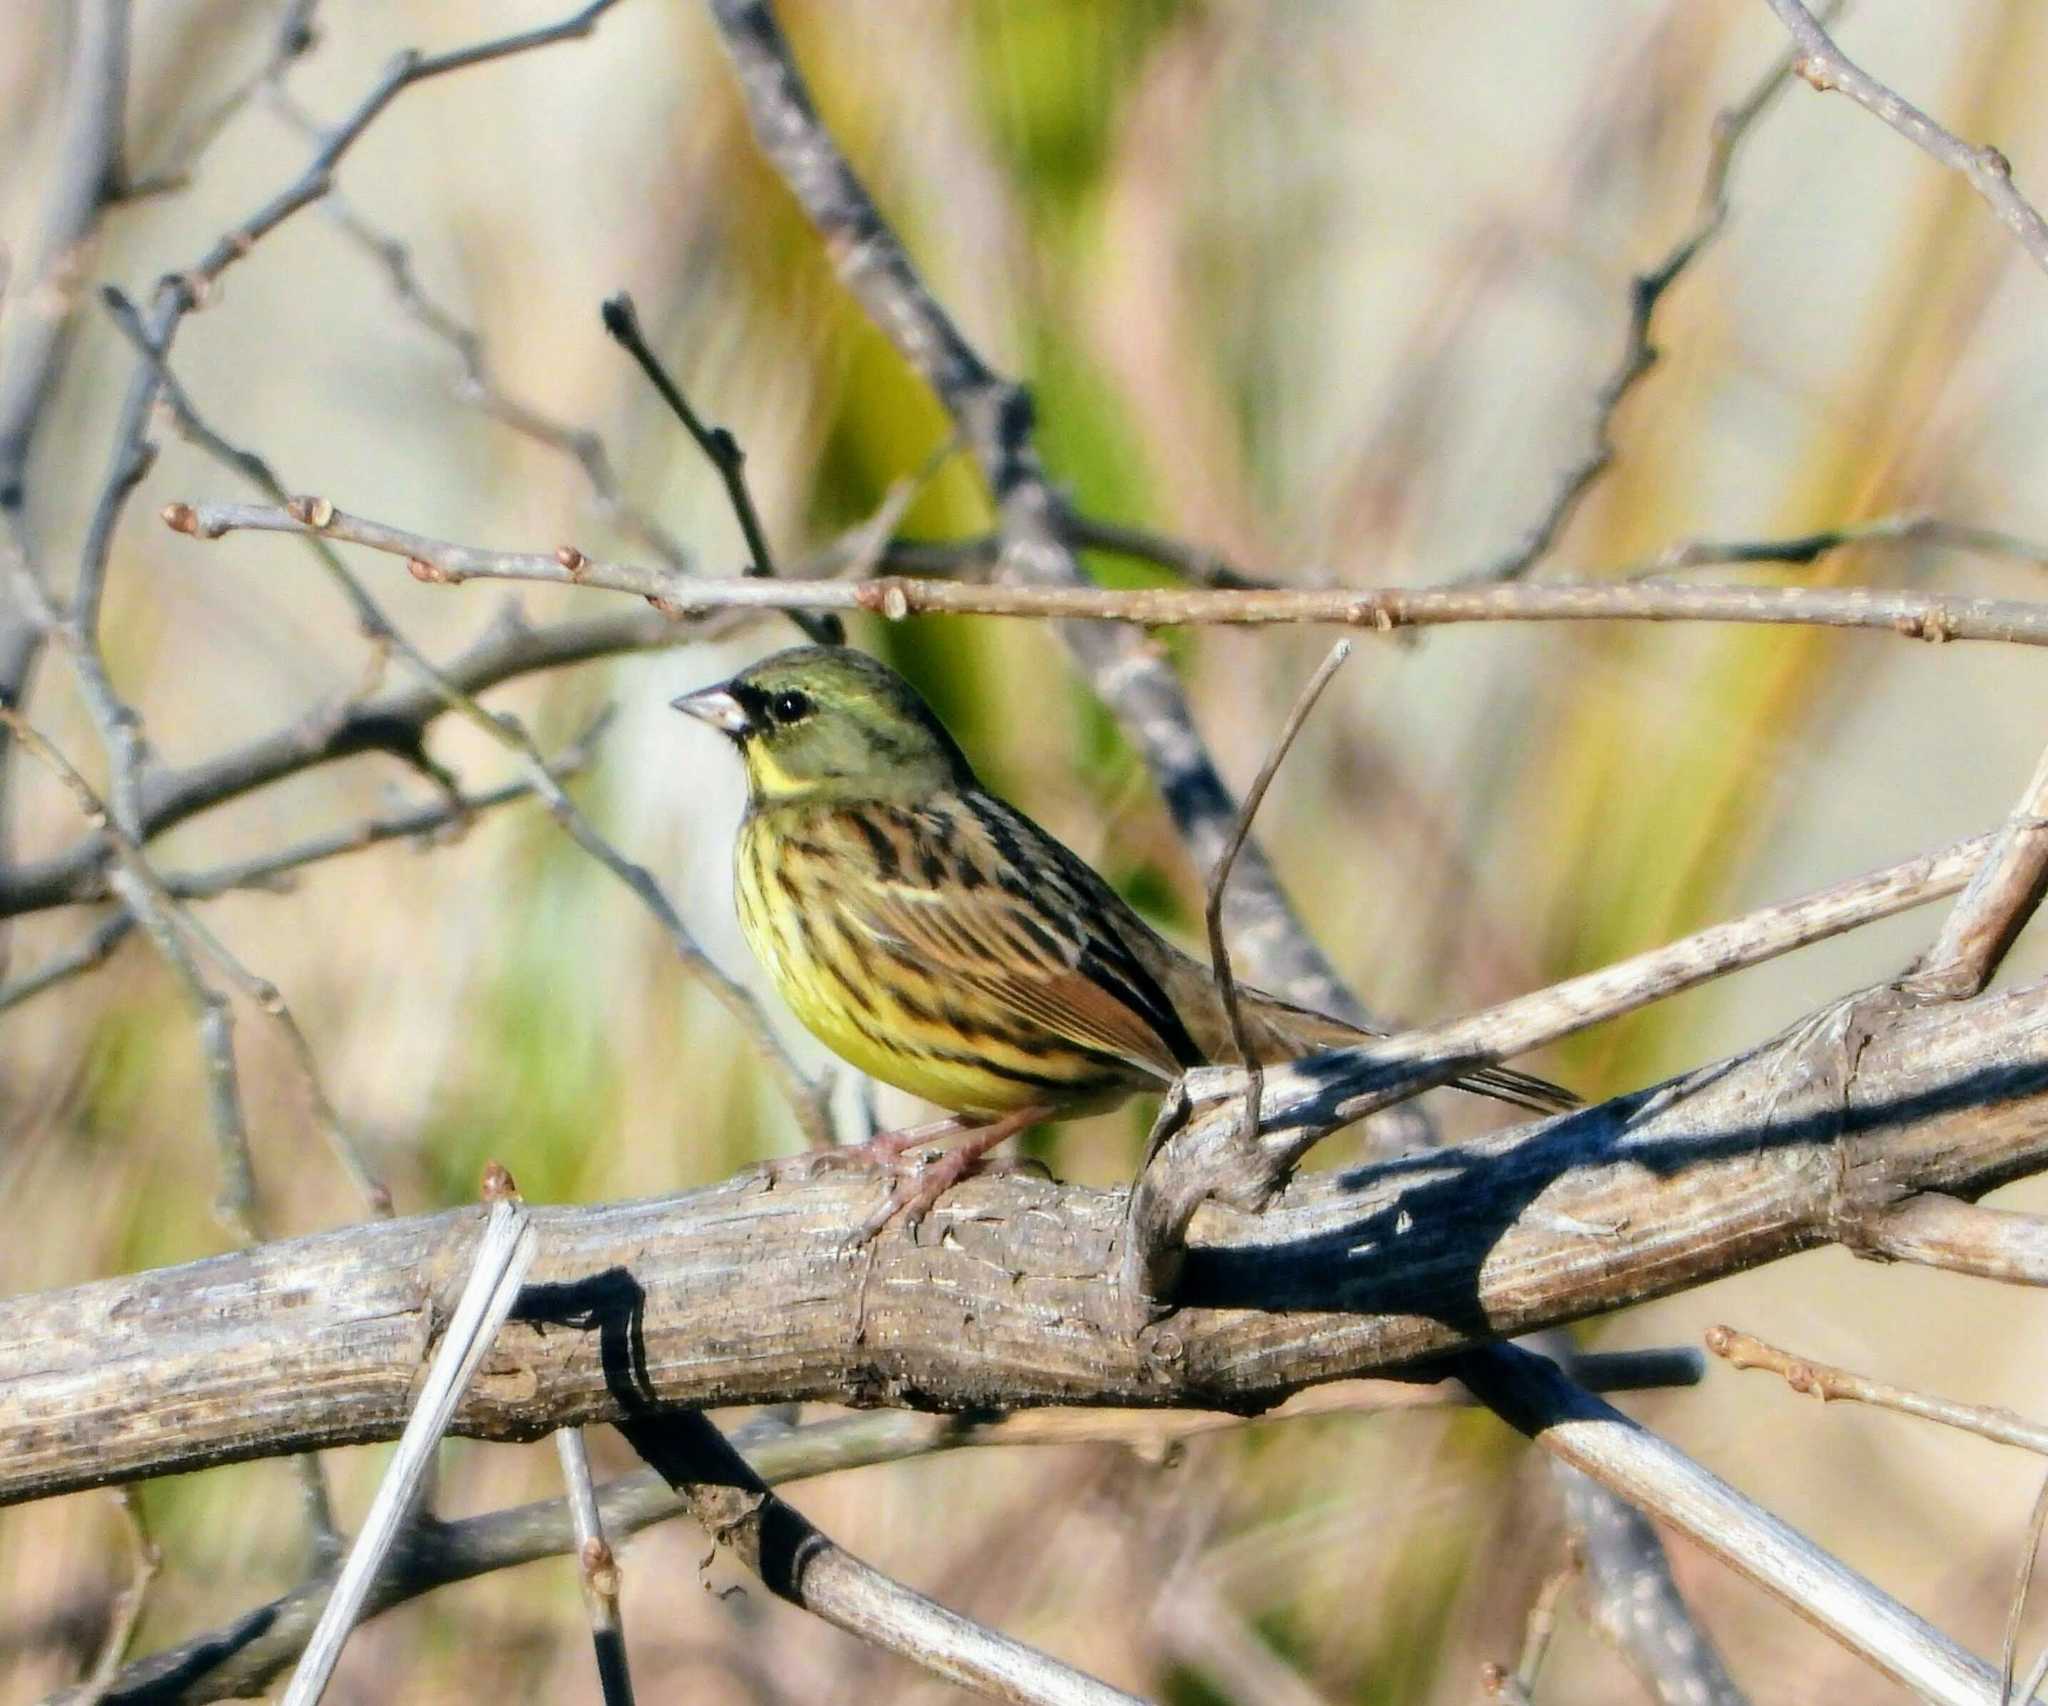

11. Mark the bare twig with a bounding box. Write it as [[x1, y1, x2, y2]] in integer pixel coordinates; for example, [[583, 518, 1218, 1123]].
[[1485, 1551, 1578, 1704], [160, 499, 2048, 648], [554, 1429, 634, 1706], [1645, 513, 2048, 576], [2007, 1473, 2048, 1705], [73, 1488, 159, 1706], [0, 910, 132, 1013], [1463, 1345, 2024, 1706], [612, 1409, 1147, 1706], [106, 306, 830, 1146], [1204, 641, 1351, 1145], [1762, 0, 2048, 276], [1553, 1464, 1747, 1706], [600, 291, 842, 646], [68, 0, 631, 666], [1470, 7, 1823, 582], [702, 0, 1360, 1024], [1906, 734, 2048, 1000], [1847, 1192, 2048, 1286], [282, 1198, 537, 1706], [1124, 823, 1991, 1304], [0, 0, 131, 512], [0, 606, 684, 918], [1707, 1327, 2048, 1456], [117, 0, 322, 198], [84, 1356, 1700, 1702], [0, 708, 260, 1235], [268, 171, 704, 584]]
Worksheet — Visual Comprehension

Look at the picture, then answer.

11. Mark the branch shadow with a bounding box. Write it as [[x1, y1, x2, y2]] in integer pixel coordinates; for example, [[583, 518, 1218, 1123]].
[[1176, 1057, 2048, 1340]]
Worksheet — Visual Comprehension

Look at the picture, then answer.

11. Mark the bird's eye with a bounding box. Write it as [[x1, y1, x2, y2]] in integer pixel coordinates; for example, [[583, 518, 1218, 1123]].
[[769, 689, 814, 724]]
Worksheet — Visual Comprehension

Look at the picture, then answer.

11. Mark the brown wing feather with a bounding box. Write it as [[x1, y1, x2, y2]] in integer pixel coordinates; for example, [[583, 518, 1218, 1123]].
[[1142, 940, 1580, 1116], [823, 795, 1198, 1085]]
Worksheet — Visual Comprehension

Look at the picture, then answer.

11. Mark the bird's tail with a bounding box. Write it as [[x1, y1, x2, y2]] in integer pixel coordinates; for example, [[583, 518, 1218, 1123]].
[[1228, 988, 1581, 1118]]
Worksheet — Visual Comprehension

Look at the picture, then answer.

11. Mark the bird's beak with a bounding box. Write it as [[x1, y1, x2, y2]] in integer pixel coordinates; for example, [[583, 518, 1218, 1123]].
[[671, 683, 754, 736]]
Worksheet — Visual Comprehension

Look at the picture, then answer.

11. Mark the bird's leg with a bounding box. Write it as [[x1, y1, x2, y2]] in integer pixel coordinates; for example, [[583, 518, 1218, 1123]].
[[780, 1112, 973, 1183], [854, 1102, 1055, 1241]]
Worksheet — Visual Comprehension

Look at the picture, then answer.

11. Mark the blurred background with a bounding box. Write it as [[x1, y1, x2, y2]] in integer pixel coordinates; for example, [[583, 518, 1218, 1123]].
[[6, 0, 2048, 1700]]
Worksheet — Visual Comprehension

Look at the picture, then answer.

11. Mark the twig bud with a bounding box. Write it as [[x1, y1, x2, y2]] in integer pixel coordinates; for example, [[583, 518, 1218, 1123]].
[[480, 1160, 521, 1202]]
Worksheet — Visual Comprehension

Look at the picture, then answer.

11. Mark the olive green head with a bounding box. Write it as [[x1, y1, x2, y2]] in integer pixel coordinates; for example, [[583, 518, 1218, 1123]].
[[673, 646, 977, 805]]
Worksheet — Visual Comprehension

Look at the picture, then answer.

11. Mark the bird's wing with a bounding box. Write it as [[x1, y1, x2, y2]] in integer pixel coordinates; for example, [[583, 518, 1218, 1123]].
[[828, 793, 1203, 1083]]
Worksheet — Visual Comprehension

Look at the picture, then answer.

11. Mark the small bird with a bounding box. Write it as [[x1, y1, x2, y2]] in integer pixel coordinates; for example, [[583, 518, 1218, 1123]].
[[675, 645, 1574, 1231]]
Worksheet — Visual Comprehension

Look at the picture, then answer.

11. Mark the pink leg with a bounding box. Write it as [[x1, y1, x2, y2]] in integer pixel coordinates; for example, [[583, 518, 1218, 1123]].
[[776, 1112, 973, 1185], [855, 1103, 1055, 1240]]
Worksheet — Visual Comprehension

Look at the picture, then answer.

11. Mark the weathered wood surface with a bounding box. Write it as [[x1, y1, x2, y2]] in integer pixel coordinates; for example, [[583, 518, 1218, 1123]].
[[6, 978, 2047, 1506]]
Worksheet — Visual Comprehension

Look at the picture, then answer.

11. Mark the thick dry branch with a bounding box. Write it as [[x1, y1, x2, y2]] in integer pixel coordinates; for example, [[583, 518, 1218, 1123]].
[[5, 970, 2047, 1506], [161, 500, 2048, 647], [1763, 0, 2048, 276], [1122, 825, 1990, 1302]]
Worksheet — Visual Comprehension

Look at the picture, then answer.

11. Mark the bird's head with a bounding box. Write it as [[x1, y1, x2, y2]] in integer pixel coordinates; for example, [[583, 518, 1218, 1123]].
[[674, 645, 977, 805]]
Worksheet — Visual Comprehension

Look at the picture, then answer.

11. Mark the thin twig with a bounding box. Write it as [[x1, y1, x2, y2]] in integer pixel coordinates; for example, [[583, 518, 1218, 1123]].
[[0, 727, 597, 1018], [282, 1197, 537, 1706], [1469, 6, 1826, 582], [0, 0, 131, 511], [0, 607, 685, 918], [1482, 1550, 1578, 1703], [105, 303, 830, 1145], [174, 905, 391, 1216], [0, 911, 133, 1013], [2006, 1473, 2048, 1705], [600, 291, 841, 646], [116, 0, 322, 198], [1205, 641, 1351, 1144], [161, 499, 2048, 649], [1462, 1344, 2021, 1706], [264, 164, 703, 580], [1644, 513, 2048, 577], [702, 0, 1361, 1023], [613, 1409, 1145, 1706], [0, 707, 261, 1235], [84, 1355, 1701, 1701], [1762, 0, 2048, 276], [1906, 733, 2048, 1000], [554, 1429, 634, 1706], [1707, 1327, 2048, 1456], [1123, 825, 1992, 1305], [72, 1488, 159, 1706]]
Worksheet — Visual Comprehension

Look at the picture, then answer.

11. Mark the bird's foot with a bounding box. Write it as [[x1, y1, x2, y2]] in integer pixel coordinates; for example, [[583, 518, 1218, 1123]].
[[844, 1103, 1055, 1245], [773, 1114, 971, 1187]]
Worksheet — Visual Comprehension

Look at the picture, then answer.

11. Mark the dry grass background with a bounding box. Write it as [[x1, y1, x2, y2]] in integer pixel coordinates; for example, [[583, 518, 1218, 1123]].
[[5, 1, 2048, 1700]]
